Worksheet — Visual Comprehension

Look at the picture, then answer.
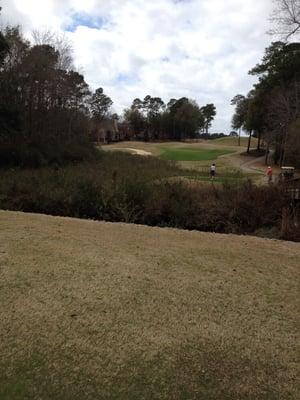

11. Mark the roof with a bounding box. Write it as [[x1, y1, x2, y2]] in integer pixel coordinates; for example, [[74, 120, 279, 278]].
[[281, 166, 295, 170]]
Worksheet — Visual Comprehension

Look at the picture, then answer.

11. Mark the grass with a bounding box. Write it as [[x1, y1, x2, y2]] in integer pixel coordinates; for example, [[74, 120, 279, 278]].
[[184, 175, 244, 184], [180, 166, 246, 184], [215, 136, 258, 147], [160, 147, 234, 161], [0, 211, 299, 399], [102, 141, 263, 174]]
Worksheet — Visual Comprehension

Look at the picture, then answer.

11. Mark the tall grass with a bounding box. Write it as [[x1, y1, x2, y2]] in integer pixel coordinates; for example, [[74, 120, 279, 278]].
[[0, 151, 292, 238]]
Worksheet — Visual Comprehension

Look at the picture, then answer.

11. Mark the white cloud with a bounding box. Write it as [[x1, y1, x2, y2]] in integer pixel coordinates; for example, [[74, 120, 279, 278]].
[[0, 0, 274, 132]]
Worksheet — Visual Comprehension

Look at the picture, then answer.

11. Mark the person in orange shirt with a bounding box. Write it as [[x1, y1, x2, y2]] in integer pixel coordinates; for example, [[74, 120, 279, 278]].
[[266, 166, 273, 183]]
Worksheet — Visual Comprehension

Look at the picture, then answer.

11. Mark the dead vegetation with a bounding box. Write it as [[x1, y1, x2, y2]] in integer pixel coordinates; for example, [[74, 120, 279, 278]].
[[0, 211, 299, 399]]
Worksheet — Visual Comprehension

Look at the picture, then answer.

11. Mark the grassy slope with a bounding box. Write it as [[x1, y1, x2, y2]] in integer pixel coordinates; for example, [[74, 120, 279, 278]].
[[0, 211, 299, 400], [215, 136, 258, 147]]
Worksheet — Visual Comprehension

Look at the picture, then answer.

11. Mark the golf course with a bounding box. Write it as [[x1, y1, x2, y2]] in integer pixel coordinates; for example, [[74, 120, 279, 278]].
[[102, 137, 264, 182], [1, 0, 300, 398]]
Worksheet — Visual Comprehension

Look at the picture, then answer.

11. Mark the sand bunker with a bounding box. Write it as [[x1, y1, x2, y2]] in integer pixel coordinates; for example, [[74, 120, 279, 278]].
[[110, 147, 152, 156]]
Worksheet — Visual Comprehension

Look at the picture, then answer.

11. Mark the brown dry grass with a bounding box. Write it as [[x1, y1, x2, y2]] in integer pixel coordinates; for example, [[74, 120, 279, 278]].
[[0, 211, 299, 399], [214, 136, 258, 147]]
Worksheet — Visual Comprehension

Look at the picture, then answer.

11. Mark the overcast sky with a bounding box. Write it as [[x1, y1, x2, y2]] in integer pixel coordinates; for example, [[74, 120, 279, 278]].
[[1, 0, 274, 132]]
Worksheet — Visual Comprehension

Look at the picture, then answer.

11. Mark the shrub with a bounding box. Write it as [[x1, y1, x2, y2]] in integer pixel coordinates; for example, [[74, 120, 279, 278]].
[[0, 152, 295, 240], [0, 140, 98, 168]]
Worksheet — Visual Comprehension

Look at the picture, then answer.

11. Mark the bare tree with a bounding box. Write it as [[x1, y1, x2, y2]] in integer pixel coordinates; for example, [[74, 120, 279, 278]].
[[265, 86, 299, 165], [32, 29, 73, 70], [269, 0, 300, 40]]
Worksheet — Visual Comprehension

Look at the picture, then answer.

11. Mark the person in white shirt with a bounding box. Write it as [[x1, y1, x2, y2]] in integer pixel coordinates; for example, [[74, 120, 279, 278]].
[[210, 163, 216, 180]]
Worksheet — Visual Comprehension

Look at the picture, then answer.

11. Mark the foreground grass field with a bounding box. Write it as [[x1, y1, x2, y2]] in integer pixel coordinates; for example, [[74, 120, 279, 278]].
[[0, 211, 299, 399]]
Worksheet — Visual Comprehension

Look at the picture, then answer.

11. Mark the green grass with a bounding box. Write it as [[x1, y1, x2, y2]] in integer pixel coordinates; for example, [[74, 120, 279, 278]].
[[160, 147, 234, 161]]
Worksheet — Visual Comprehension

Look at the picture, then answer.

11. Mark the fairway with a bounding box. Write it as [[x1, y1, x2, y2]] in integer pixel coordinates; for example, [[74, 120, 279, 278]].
[[160, 147, 234, 161], [214, 136, 258, 147], [102, 141, 265, 181], [0, 211, 299, 400]]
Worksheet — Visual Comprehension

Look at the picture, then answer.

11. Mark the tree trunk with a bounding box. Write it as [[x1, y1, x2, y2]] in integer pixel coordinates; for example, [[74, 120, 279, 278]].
[[281, 207, 290, 239], [247, 131, 252, 154], [279, 134, 286, 167], [27, 81, 34, 140], [257, 131, 261, 151], [265, 141, 270, 165], [279, 144, 285, 167], [238, 128, 241, 146]]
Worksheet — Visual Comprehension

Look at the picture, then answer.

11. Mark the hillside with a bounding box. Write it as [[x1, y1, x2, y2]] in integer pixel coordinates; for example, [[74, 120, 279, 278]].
[[0, 211, 299, 399], [214, 136, 258, 147]]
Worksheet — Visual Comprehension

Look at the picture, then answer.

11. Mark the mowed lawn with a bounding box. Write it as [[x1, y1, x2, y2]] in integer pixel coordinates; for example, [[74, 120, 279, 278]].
[[160, 147, 234, 161], [0, 211, 299, 400], [102, 141, 264, 175]]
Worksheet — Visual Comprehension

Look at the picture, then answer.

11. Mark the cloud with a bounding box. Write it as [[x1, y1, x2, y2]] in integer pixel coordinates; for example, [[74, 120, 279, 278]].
[[0, 0, 274, 132]]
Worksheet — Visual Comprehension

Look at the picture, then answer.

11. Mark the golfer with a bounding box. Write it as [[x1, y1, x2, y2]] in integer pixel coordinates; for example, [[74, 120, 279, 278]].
[[266, 166, 273, 183], [210, 163, 216, 180]]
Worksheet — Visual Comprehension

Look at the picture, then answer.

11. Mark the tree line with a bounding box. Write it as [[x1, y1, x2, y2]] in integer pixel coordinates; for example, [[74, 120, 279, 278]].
[[0, 21, 96, 166], [1, 1, 299, 168], [123, 97, 216, 141], [0, 9, 217, 167], [231, 0, 300, 167]]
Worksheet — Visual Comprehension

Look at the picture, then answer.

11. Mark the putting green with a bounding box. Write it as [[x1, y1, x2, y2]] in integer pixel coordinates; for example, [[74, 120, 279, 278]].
[[160, 147, 234, 161]]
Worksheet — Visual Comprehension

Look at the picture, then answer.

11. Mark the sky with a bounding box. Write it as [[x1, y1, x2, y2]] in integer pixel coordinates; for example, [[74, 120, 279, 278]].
[[0, 0, 274, 132]]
